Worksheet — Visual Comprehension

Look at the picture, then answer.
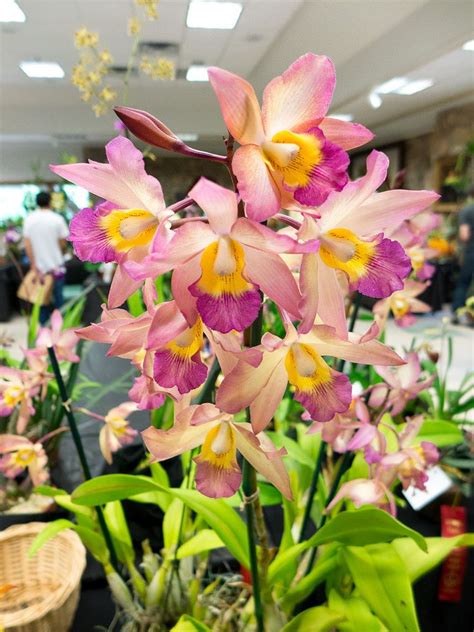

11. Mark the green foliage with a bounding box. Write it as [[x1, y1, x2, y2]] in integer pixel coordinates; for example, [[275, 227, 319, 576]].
[[281, 606, 346, 631]]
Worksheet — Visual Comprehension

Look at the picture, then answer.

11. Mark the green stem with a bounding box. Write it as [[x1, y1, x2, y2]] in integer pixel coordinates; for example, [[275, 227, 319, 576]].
[[193, 357, 221, 405], [242, 459, 265, 632], [47, 345, 119, 571], [299, 294, 361, 544]]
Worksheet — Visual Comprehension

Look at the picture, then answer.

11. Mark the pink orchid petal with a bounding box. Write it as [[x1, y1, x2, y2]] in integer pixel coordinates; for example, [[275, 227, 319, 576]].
[[353, 189, 440, 238], [318, 150, 389, 231], [396, 352, 422, 389], [233, 424, 292, 499], [207, 67, 264, 145], [298, 253, 319, 334], [243, 247, 301, 321], [147, 301, 188, 349], [305, 325, 404, 366], [319, 118, 374, 150], [0, 434, 32, 452], [232, 145, 281, 221], [142, 419, 215, 461], [304, 259, 347, 338], [108, 263, 143, 309], [171, 255, 200, 325], [188, 177, 237, 235], [51, 137, 165, 215], [50, 310, 63, 336], [262, 53, 335, 137], [216, 348, 287, 417], [231, 218, 318, 254], [107, 402, 138, 419], [249, 359, 289, 433]]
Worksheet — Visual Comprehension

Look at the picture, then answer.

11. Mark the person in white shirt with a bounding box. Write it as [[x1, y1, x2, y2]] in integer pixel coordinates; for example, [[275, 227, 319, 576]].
[[23, 191, 69, 324]]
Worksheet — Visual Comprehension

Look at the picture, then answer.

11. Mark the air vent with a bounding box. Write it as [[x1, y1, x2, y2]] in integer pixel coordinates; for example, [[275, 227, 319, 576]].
[[138, 41, 179, 55], [109, 65, 138, 76]]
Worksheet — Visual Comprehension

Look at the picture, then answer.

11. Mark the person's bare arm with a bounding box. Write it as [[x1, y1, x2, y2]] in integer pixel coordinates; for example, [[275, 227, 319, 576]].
[[59, 238, 67, 252], [459, 223, 470, 243], [24, 237, 36, 271]]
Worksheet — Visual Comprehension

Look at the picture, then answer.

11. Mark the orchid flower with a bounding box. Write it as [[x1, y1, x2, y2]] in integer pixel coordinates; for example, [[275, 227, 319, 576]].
[[142, 404, 292, 499], [0, 434, 49, 486], [51, 137, 175, 307], [36, 310, 80, 363], [217, 317, 404, 433], [0, 367, 38, 433], [326, 478, 396, 516], [207, 53, 374, 220], [79, 402, 139, 465], [373, 279, 431, 329], [127, 178, 316, 333], [389, 221, 437, 281], [368, 352, 435, 416], [297, 151, 439, 336]]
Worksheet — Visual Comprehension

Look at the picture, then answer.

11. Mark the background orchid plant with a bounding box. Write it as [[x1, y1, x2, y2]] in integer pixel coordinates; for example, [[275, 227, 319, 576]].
[[23, 53, 472, 631]]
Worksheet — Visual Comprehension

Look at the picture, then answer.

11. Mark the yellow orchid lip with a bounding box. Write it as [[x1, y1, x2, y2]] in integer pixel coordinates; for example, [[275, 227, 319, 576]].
[[262, 129, 323, 189], [285, 343, 331, 393], [319, 227, 374, 282], [100, 208, 158, 252], [196, 238, 252, 298]]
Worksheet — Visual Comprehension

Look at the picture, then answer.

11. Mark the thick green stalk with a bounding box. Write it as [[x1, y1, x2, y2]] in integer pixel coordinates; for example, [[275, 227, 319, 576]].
[[242, 458, 265, 632], [47, 345, 119, 570]]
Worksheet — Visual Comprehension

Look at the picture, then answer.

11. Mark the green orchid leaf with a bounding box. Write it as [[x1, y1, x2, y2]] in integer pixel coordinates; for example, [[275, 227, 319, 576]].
[[163, 498, 185, 552], [328, 589, 386, 631], [28, 519, 108, 564], [392, 534, 474, 582], [177, 529, 224, 559], [281, 606, 346, 631], [28, 519, 76, 557], [104, 501, 134, 564], [281, 554, 339, 612], [310, 508, 427, 551], [342, 544, 419, 631], [417, 419, 463, 447], [72, 474, 250, 568], [34, 485, 67, 497], [170, 614, 211, 631]]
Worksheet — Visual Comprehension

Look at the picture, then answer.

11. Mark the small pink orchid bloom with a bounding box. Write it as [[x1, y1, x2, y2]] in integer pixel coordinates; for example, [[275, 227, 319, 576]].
[[99, 403, 138, 464], [36, 310, 80, 363], [0, 434, 49, 486], [0, 367, 39, 433], [127, 178, 317, 333], [326, 478, 396, 515], [373, 279, 431, 329], [368, 352, 435, 416], [376, 416, 439, 492], [217, 316, 404, 433], [297, 150, 439, 336], [51, 137, 175, 307], [129, 351, 173, 410], [208, 53, 374, 220], [142, 404, 292, 499], [389, 221, 437, 281]]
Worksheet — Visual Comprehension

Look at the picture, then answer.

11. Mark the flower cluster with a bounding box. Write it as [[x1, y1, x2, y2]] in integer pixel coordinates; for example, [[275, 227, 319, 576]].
[[0, 310, 79, 434], [53, 53, 439, 500]]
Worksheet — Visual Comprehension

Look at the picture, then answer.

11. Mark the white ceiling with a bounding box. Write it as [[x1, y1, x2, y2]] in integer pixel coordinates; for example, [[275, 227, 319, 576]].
[[0, 0, 473, 178]]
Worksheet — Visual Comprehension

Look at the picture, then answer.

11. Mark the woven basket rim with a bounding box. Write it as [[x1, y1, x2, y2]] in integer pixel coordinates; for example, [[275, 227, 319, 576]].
[[0, 522, 86, 626]]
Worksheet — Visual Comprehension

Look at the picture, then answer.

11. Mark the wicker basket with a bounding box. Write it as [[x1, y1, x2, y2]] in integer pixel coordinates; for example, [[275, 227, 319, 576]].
[[0, 522, 86, 632]]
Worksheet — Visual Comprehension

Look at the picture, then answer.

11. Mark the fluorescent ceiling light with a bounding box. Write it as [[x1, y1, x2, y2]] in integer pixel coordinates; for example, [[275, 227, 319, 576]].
[[187, 1, 242, 29], [462, 39, 474, 51], [329, 113, 353, 122], [186, 65, 209, 82], [177, 133, 199, 142], [0, 0, 25, 22], [395, 79, 433, 95], [20, 61, 65, 79], [369, 92, 382, 109], [375, 77, 408, 94]]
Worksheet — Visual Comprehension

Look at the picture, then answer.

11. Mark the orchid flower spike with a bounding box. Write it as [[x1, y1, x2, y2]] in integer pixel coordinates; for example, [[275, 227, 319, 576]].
[[142, 404, 292, 499], [50, 137, 175, 307], [208, 53, 374, 220], [217, 316, 404, 433]]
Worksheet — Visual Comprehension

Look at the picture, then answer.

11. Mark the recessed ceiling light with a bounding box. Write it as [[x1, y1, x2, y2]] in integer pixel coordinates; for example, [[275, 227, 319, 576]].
[[0, 0, 25, 22], [462, 39, 474, 51], [186, 65, 209, 82], [177, 132, 199, 142], [329, 113, 353, 122], [20, 61, 65, 79], [187, 1, 242, 29], [395, 79, 433, 95], [375, 77, 408, 94], [369, 92, 382, 109]]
